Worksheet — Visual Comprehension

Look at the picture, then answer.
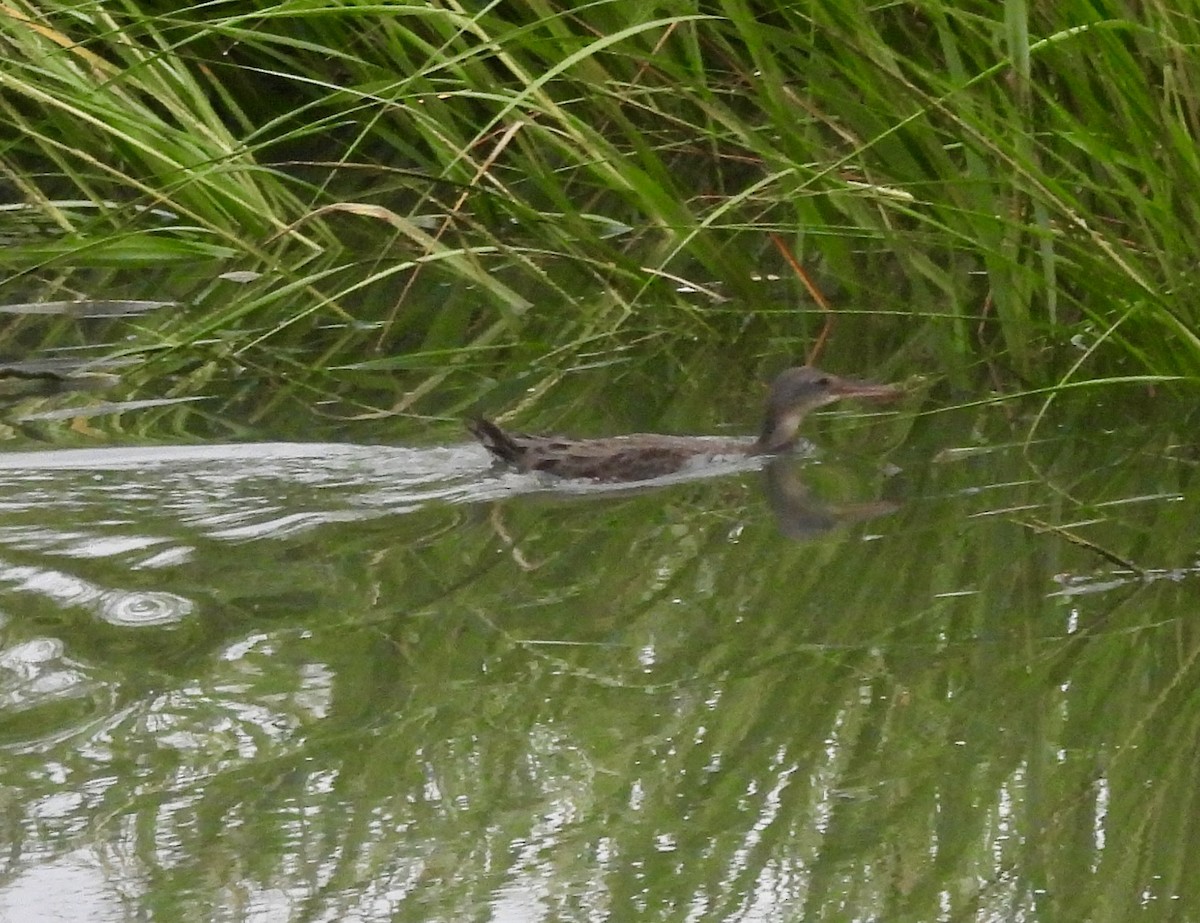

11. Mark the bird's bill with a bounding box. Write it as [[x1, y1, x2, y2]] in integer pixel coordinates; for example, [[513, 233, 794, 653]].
[[827, 375, 902, 400]]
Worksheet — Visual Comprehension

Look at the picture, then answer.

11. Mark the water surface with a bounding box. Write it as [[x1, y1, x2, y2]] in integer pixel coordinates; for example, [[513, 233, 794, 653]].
[[0, 373, 1196, 922]]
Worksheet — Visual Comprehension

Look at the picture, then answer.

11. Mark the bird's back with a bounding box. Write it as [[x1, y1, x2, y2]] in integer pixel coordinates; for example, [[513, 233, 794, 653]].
[[468, 418, 752, 481]]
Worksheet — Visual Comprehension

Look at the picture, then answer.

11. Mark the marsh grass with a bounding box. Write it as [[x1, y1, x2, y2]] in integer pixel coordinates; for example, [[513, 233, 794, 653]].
[[3, 0, 1200, 413], [4, 5, 1200, 917]]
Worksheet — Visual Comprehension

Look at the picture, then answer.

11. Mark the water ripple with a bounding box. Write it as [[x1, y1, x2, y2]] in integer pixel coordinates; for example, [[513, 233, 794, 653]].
[[96, 590, 193, 627]]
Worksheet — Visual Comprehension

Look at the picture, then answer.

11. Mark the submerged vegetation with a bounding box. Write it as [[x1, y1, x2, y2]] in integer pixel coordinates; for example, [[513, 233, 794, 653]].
[[1, 0, 1200, 418]]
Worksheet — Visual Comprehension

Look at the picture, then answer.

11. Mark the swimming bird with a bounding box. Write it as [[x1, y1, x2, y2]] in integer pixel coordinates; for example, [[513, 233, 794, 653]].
[[468, 366, 900, 483]]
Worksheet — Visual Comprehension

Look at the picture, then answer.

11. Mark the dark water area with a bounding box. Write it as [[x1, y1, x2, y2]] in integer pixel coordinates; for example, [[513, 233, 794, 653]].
[[0, 356, 1197, 922]]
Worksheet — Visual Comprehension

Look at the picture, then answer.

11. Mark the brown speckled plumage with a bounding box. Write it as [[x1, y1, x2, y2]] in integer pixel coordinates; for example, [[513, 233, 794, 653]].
[[469, 366, 898, 483]]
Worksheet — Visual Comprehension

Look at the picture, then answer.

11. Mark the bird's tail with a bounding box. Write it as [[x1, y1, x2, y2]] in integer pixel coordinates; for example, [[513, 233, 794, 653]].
[[467, 417, 523, 463]]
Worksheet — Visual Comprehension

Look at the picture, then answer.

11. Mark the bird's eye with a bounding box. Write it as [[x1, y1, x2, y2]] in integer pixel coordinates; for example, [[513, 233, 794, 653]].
[[816, 376, 831, 386]]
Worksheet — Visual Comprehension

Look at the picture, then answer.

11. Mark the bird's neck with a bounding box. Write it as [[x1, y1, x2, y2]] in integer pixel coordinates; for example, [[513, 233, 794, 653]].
[[754, 410, 804, 454]]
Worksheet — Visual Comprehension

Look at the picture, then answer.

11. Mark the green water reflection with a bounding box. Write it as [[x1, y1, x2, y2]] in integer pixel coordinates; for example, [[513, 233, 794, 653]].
[[0, 392, 1197, 922]]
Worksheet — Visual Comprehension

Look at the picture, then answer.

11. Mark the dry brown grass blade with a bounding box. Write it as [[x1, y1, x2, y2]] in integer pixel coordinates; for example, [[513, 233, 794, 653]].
[[770, 232, 834, 364]]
